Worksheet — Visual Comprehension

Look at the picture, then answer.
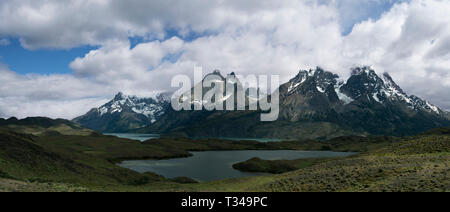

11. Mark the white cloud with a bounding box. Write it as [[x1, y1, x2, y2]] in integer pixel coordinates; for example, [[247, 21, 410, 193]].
[[70, 1, 343, 88], [0, 0, 449, 119], [0, 0, 322, 49], [0, 67, 110, 119], [342, 0, 450, 109]]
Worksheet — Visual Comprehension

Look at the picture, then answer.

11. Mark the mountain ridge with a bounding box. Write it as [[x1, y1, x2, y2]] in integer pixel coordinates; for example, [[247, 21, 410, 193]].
[[73, 93, 170, 133], [139, 66, 449, 139], [75, 66, 450, 139]]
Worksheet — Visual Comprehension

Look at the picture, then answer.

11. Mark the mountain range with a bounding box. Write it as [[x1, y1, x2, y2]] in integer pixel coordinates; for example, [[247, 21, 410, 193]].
[[74, 66, 450, 139]]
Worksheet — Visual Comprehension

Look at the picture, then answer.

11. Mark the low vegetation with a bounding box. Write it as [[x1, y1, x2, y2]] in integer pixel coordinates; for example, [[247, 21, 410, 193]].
[[251, 135, 450, 192], [0, 124, 448, 192], [0, 117, 96, 136]]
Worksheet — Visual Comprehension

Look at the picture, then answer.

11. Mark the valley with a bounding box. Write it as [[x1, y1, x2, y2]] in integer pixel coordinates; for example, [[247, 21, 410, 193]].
[[1, 68, 449, 192], [0, 117, 448, 192]]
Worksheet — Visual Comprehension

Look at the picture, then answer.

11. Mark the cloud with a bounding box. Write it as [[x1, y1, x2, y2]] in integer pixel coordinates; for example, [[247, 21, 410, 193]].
[[0, 67, 110, 119], [0, 0, 449, 119], [70, 1, 343, 87], [0, 0, 320, 49], [343, 0, 450, 109], [327, 0, 409, 35]]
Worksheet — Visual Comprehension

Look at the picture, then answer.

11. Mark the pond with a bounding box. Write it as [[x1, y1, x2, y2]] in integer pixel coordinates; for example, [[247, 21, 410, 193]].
[[118, 150, 356, 182]]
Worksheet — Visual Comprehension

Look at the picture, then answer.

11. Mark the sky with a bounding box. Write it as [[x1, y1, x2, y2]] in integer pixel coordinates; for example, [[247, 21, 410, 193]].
[[0, 0, 449, 119]]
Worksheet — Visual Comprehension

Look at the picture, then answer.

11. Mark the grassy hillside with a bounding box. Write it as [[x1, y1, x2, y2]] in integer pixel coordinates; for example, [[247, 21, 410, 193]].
[[167, 133, 448, 192], [250, 135, 449, 192], [0, 127, 448, 192], [0, 117, 96, 136], [0, 130, 348, 191], [0, 131, 167, 190]]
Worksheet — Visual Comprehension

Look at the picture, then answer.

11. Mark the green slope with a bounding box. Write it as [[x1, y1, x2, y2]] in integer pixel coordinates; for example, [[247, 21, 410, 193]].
[[0, 127, 448, 192]]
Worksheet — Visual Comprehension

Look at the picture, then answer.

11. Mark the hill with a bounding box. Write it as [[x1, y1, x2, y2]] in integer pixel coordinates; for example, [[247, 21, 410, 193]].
[[0, 117, 96, 136]]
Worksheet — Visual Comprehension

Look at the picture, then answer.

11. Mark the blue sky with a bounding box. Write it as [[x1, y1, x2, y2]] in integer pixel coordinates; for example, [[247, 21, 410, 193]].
[[336, 0, 409, 35], [0, 38, 96, 74], [0, 0, 404, 75], [0, 31, 215, 75]]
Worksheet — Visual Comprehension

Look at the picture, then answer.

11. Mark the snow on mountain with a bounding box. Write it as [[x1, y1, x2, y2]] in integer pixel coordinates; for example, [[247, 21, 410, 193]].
[[115, 68, 449, 139], [73, 92, 171, 132], [284, 66, 443, 115], [97, 92, 168, 123], [179, 70, 267, 106], [347, 66, 442, 115], [285, 67, 339, 96], [335, 81, 354, 105]]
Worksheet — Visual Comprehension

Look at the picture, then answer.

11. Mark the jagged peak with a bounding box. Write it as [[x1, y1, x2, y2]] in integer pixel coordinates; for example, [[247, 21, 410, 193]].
[[286, 67, 339, 94], [112, 92, 140, 102], [296, 67, 327, 77], [111, 92, 171, 104], [350, 65, 376, 76], [341, 66, 443, 115], [93, 92, 168, 119], [295, 67, 338, 80], [114, 92, 125, 100]]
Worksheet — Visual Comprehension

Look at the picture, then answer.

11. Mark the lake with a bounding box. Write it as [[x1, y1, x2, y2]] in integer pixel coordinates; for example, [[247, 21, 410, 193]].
[[105, 133, 287, 142], [104, 133, 160, 142], [118, 150, 356, 182]]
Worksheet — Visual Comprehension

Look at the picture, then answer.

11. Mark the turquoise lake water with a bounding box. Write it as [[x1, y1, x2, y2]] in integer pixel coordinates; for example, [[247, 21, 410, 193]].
[[118, 150, 356, 182]]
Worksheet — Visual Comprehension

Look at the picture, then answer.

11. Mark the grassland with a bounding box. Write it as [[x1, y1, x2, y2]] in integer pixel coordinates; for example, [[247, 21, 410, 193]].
[[0, 126, 448, 192]]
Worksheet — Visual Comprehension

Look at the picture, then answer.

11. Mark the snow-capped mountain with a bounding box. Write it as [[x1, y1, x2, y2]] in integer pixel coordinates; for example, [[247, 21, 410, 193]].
[[73, 92, 170, 132], [339, 66, 442, 114], [282, 66, 443, 115], [179, 70, 267, 107], [144, 67, 449, 139], [98, 92, 167, 123], [279, 66, 443, 115], [285, 67, 339, 96], [76, 67, 448, 138]]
